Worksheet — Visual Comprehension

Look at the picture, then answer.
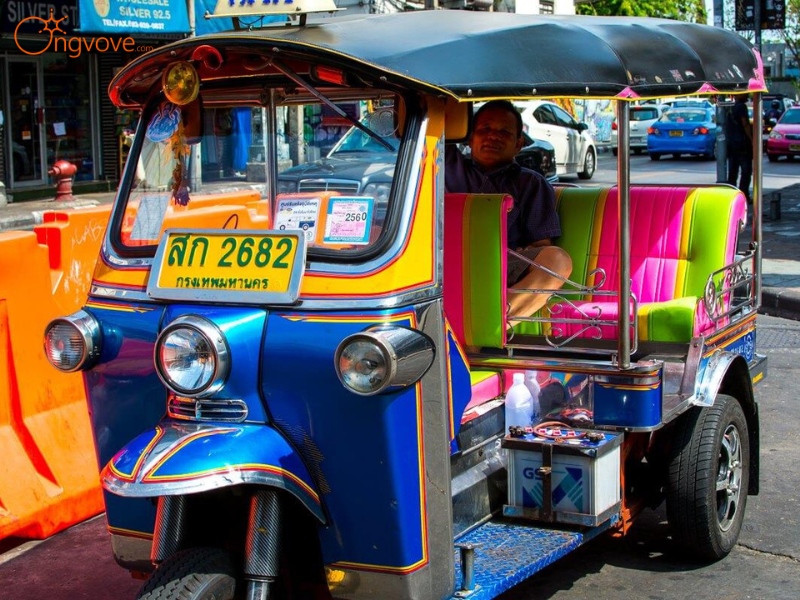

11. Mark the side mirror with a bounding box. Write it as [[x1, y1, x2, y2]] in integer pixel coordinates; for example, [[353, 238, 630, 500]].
[[576, 122, 589, 132]]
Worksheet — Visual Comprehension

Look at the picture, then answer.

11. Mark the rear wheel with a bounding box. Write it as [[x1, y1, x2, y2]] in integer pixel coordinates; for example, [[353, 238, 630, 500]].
[[137, 547, 237, 600], [666, 394, 749, 562], [611, 147, 618, 157], [649, 152, 661, 161], [577, 148, 596, 179]]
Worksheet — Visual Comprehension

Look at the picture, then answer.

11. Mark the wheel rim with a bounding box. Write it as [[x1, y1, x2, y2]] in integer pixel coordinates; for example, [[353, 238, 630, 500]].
[[716, 423, 743, 532], [585, 151, 595, 175]]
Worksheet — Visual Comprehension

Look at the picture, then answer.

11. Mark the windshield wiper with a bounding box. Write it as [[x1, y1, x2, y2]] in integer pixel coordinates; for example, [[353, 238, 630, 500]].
[[271, 59, 395, 152]]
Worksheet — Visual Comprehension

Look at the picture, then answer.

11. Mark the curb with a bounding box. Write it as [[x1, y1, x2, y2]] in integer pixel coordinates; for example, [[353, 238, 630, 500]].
[[0, 200, 101, 232], [760, 287, 800, 321]]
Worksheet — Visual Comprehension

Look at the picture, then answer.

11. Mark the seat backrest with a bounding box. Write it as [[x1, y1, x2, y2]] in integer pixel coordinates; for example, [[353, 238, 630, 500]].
[[556, 185, 746, 303], [443, 193, 512, 349]]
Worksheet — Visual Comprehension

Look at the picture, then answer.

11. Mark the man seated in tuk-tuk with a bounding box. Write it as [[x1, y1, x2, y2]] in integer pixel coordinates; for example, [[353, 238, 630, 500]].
[[445, 100, 573, 322]]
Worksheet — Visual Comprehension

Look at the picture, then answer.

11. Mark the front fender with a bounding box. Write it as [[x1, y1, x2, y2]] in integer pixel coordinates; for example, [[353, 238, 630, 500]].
[[101, 421, 325, 523]]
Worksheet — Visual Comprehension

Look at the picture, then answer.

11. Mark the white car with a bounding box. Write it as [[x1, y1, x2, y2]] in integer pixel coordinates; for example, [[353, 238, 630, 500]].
[[610, 103, 668, 156], [516, 100, 597, 179]]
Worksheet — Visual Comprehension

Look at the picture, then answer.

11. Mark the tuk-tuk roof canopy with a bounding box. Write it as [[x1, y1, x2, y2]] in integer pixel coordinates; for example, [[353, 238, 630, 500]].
[[110, 12, 765, 108]]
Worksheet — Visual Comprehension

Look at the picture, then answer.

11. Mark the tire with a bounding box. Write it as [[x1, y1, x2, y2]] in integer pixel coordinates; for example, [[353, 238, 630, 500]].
[[649, 153, 661, 161], [137, 547, 237, 600], [672, 153, 682, 159], [577, 148, 596, 179], [611, 147, 618, 157], [666, 394, 749, 562], [767, 153, 778, 162]]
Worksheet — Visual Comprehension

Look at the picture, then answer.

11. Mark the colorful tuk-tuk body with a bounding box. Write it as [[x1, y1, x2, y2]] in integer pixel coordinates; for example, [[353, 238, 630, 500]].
[[45, 6, 766, 599]]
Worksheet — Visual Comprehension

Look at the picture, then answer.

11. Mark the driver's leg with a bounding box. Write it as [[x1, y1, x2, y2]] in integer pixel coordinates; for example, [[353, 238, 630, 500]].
[[507, 246, 572, 322]]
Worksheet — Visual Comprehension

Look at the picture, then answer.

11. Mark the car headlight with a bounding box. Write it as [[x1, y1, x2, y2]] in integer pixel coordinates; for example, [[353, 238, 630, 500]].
[[155, 316, 229, 397], [44, 310, 101, 372], [769, 132, 784, 140], [277, 180, 298, 194], [335, 326, 435, 396], [363, 183, 391, 204]]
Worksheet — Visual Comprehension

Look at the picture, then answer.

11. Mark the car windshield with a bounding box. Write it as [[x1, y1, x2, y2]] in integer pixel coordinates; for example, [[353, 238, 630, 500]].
[[780, 109, 800, 124], [116, 96, 403, 256], [632, 107, 659, 121], [662, 109, 707, 123]]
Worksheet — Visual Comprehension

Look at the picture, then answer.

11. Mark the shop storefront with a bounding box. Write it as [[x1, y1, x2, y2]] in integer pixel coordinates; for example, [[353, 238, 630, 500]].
[[0, 0, 193, 200]]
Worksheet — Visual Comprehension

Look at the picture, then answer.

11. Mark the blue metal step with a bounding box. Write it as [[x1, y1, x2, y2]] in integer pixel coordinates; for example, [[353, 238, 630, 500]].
[[448, 518, 615, 599]]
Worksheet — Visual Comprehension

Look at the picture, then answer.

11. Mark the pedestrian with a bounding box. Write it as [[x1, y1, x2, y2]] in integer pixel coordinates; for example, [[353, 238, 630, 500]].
[[726, 94, 753, 203], [445, 100, 572, 323]]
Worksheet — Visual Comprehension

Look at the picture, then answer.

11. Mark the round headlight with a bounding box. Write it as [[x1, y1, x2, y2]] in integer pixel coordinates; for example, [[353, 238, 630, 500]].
[[337, 337, 391, 395], [335, 327, 434, 396], [155, 316, 229, 397], [44, 310, 101, 373]]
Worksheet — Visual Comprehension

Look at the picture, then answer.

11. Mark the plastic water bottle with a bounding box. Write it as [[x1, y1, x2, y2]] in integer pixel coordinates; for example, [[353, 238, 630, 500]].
[[524, 370, 542, 424], [505, 373, 533, 430]]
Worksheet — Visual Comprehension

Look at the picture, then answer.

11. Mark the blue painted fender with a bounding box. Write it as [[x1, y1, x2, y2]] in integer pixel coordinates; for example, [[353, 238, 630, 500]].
[[101, 421, 325, 523]]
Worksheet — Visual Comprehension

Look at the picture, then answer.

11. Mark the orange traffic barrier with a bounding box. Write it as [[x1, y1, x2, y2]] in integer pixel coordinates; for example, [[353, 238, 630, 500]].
[[0, 206, 111, 540]]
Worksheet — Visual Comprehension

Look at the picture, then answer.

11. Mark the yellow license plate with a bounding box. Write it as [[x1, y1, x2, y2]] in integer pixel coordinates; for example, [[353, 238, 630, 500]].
[[149, 230, 306, 303], [669, 130, 683, 137], [790, 145, 800, 151]]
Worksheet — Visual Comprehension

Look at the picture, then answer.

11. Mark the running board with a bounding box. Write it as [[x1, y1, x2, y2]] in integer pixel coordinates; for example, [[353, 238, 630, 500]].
[[448, 517, 616, 599]]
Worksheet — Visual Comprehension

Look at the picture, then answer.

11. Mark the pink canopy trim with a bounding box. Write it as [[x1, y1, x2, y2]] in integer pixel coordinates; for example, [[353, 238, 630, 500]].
[[749, 49, 768, 91], [696, 82, 719, 94], [616, 87, 641, 99]]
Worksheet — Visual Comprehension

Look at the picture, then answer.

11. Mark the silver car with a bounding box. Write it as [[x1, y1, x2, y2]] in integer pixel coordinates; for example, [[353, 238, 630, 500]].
[[516, 100, 597, 179]]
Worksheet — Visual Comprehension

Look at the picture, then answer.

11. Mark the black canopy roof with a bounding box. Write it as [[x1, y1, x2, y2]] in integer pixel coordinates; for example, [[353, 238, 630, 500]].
[[110, 11, 765, 108]]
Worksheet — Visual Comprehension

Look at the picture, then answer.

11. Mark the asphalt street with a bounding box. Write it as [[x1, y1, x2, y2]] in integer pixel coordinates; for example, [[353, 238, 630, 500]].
[[1, 157, 800, 598]]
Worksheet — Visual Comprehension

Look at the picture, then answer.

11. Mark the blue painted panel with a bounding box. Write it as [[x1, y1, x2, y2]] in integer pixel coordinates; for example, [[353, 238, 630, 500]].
[[84, 301, 166, 535], [262, 310, 428, 573], [593, 384, 661, 428]]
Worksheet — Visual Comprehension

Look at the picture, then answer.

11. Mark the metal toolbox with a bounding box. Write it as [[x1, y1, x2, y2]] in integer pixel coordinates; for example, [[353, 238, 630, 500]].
[[503, 429, 622, 527]]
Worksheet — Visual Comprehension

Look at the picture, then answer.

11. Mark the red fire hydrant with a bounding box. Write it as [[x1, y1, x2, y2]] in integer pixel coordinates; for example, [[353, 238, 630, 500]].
[[48, 160, 77, 202]]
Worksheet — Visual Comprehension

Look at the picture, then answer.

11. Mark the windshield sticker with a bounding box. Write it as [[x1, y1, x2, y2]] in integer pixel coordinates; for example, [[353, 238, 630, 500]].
[[323, 197, 374, 245], [274, 196, 322, 243]]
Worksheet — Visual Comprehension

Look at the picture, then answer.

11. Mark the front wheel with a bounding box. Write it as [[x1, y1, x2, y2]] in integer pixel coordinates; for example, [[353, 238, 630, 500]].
[[666, 394, 750, 562], [767, 153, 778, 162], [577, 148, 596, 179], [649, 152, 661, 161], [137, 547, 237, 600]]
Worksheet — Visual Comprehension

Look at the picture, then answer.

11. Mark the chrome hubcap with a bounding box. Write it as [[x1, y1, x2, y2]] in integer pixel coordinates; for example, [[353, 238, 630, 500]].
[[716, 423, 743, 532]]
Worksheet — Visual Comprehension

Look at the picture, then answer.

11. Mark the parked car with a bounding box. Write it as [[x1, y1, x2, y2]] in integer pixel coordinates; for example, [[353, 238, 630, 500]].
[[610, 103, 668, 156], [647, 105, 718, 160], [278, 119, 558, 224], [516, 100, 596, 179], [766, 107, 800, 162]]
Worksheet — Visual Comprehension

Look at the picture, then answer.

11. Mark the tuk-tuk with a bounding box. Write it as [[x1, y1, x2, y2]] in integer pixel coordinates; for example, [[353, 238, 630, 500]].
[[44, 4, 766, 599]]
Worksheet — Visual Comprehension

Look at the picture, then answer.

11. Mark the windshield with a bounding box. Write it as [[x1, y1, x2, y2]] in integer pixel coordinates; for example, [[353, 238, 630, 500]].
[[661, 109, 709, 123], [781, 109, 800, 124], [631, 107, 659, 121], [117, 96, 402, 255]]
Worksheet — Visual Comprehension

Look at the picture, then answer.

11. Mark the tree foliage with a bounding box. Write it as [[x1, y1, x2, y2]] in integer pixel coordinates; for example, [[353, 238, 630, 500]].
[[780, 0, 800, 72], [575, 0, 707, 23]]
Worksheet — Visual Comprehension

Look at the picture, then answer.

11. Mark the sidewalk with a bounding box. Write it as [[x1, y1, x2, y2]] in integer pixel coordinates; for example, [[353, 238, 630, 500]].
[[2, 184, 800, 319]]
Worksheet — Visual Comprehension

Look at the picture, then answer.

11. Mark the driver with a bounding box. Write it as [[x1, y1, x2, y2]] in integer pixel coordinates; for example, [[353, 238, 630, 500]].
[[445, 100, 572, 324]]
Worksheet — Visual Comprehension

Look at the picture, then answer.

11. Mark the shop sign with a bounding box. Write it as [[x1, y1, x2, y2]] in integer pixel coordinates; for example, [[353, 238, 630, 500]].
[[2, 0, 78, 34], [78, 0, 190, 34]]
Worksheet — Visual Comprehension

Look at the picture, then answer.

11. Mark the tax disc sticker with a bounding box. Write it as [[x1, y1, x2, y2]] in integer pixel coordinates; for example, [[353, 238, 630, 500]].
[[323, 197, 374, 245]]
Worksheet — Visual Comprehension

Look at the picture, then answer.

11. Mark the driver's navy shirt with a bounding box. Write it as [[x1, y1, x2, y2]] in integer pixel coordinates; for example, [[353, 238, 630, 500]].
[[444, 146, 561, 250]]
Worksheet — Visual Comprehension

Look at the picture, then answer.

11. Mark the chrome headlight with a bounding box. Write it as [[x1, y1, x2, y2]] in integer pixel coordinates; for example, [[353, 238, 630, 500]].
[[363, 183, 391, 204], [44, 310, 101, 372], [277, 180, 298, 194], [155, 316, 229, 397], [335, 326, 435, 396]]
